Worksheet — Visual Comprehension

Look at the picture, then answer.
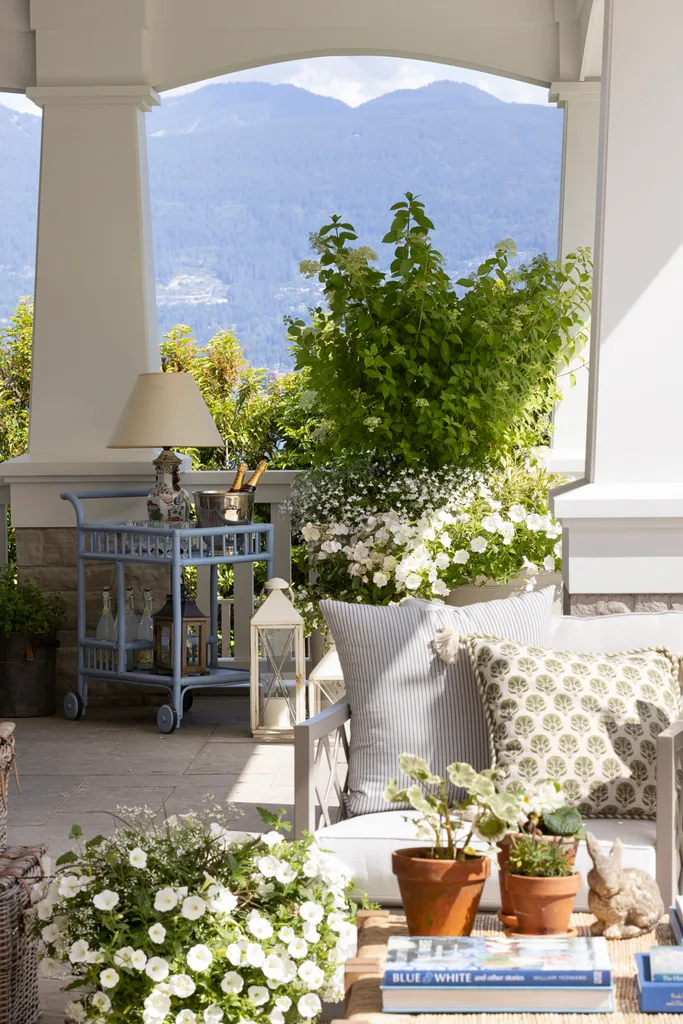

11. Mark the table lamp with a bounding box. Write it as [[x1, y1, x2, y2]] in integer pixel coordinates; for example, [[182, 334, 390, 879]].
[[108, 372, 224, 521]]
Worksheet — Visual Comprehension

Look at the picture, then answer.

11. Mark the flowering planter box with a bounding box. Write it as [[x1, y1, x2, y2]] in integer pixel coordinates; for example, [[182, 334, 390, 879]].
[[447, 572, 562, 612]]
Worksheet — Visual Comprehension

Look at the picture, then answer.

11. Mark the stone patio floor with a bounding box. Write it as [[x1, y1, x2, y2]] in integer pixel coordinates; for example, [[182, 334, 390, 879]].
[[7, 694, 297, 1023]]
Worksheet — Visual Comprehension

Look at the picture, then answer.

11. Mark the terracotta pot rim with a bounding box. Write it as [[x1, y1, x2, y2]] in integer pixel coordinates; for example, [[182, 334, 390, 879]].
[[393, 847, 488, 864]]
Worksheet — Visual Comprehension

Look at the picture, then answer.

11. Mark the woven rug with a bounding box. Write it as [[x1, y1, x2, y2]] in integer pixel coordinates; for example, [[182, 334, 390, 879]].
[[340, 911, 676, 1023]]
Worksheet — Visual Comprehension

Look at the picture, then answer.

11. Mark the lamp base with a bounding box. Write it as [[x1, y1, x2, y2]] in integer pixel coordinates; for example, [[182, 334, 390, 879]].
[[147, 447, 192, 522]]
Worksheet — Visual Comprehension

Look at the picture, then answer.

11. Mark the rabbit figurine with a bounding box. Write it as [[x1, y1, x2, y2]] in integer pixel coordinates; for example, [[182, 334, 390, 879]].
[[585, 832, 664, 939]]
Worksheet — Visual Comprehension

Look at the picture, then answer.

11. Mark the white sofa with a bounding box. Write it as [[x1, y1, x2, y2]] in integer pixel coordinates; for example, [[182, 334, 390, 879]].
[[294, 611, 683, 911]]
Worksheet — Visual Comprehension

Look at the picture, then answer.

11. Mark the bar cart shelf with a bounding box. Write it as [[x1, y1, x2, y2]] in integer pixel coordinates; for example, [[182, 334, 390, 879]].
[[61, 490, 274, 732]]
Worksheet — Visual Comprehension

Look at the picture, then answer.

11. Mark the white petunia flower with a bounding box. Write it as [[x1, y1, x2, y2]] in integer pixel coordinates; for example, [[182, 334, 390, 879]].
[[247, 911, 273, 939], [372, 571, 388, 588], [85, 948, 105, 964], [91, 990, 112, 1013], [58, 876, 82, 899], [145, 957, 170, 982], [128, 847, 148, 869], [169, 974, 196, 997], [275, 861, 296, 885], [453, 548, 470, 564], [470, 536, 488, 553], [65, 1001, 87, 1023], [481, 513, 503, 533], [148, 923, 166, 944], [245, 942, 265, 968], [404, 572, 422, 590], [181, 895, 206, 921], [154, 887, 178, 912], [144, 991, 171, 1019], [187, 944, 213, 972], [302, 922, 320, 944], [68, 940, 90, 964], [299, 901, 324, 924], [554, 539, 562, 558], [206, 885, 238, 915], [298, 993, 322, 1018], [278, 926, 295, 943], [287, 936, 309, 959], [298, 961, 325, 989], [36, 899, 55, 921], [131, 949, 147, 970], [248, 985, 270, 1006], [262, 953, 287, 981], [434, 551, 450, 569], [543, 554, 556, 572], [176, 1011, 197, 1024], [225, 942, 242, 966], [257, 855, 279, 878], [509, 504, 527, 523], [113, 946, 135, 967], [432, 579, 449, 597], [204, 1006, 224, 1024], [261, 831, 284, 848], [499, 521, 515, 545], [99, 968, 119, 989], [526, 513, 543, 531], [41, 923, 61, 944], [221, 970, 244, 994], [270, 1012, 284, 1024], [93, 889, 119, 912], [275, 996, 292, 1011]]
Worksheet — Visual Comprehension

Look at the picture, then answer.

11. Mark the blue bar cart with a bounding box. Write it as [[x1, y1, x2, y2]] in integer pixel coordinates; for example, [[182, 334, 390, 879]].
[[61, 490, 274, 732]]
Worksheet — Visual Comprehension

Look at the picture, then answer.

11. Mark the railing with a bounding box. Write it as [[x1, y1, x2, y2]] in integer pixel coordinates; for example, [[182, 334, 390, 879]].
[[185, 470, 298, 670]]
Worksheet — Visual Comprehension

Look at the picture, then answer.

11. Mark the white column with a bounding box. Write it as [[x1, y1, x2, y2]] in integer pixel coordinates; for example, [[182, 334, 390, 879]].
[[25, 86, 160, 462], [547, 82, 600, 477], [553, 0, 683, 595]]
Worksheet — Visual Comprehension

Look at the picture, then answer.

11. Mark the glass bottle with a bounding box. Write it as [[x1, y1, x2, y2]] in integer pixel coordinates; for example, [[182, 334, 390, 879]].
[[136, 589, 154, 671], [124, 586, 138, 670], [95, 587, 115, 670], [239, 459, 268, 493]]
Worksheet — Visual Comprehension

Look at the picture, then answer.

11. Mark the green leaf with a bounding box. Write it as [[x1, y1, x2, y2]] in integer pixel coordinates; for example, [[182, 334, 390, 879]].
[[55, 850, 78, 866]]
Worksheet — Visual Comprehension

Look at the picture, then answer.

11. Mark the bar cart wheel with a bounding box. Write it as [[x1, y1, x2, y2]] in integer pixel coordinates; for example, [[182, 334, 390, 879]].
[[182, 690, 194, 713], [64, 692, 84, 720], [157, 704, 178, 734]]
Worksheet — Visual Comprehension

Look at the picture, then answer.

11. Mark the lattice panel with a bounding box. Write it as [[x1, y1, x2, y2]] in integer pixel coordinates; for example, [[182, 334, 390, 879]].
[[314, 724, 349, 830]]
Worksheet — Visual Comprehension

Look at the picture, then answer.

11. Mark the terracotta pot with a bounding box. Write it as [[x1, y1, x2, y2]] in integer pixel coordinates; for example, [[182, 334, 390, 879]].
[[498, 834, 580, 919], [506, 871, 581, 935], [392, 847, 490, 936]]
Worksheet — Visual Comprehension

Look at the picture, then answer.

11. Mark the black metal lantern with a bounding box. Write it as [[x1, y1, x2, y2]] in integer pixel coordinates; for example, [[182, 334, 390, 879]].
[[153, 586, 209, 676]]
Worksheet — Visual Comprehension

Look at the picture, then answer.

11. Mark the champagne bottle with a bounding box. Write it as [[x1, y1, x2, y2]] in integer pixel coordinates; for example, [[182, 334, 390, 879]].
[[228, 461, 248, 492], [136, 588, 154, 670], [95, 587, 115, 670], [124, 586, 138, 670], [240, 460, 268, 493]]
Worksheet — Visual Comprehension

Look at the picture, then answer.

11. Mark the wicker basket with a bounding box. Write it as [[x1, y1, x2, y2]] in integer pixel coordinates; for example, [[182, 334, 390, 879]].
[[0, 846, 45, 1024], [0, 724, 19, 848]]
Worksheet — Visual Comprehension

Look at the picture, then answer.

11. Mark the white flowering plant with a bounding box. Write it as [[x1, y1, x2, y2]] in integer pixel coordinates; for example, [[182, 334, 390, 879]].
[[288, 458, 563, 633], [30, 807, 357, 1024], [512, 780, 584, 839]]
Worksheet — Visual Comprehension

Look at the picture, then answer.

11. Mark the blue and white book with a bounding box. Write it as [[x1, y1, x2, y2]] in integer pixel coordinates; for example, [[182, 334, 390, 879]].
[[650, 944, 683, 982], [636, 953, 683, 1013], [381, 935, 612, 989], [382, 986, 615, 1013]]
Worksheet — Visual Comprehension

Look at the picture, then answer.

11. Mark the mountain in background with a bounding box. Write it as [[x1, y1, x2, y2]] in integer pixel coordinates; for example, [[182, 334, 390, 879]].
[[0, 80, 563, 367]]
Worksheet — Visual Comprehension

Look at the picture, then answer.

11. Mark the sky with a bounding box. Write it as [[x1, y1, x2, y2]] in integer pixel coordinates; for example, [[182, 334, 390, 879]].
[[0, 55, 548, 115]]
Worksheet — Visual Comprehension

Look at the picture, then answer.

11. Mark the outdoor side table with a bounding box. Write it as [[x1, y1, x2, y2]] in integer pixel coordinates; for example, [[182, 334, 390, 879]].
[[61, 489, 273, 733]]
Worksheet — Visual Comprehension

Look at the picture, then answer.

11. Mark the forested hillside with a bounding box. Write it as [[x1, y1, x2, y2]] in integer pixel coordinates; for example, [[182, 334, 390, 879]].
[[0, 79, 563, 367]]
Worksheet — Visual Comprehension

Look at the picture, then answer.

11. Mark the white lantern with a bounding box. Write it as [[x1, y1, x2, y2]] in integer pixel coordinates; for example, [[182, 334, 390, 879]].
[[308, 647, 346, 717], [250, 578, 306, 740]]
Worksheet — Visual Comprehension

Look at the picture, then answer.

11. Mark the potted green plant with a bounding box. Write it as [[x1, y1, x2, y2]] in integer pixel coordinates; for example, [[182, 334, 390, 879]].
[[506, 833, 581, 935], [497, 781, 583, 926], [385, 755, 521, 936], [0, 566, 66, 717]]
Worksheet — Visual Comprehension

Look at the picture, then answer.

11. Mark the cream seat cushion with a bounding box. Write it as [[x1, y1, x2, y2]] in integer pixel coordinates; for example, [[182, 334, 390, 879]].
[[316, 810, 656, 913]]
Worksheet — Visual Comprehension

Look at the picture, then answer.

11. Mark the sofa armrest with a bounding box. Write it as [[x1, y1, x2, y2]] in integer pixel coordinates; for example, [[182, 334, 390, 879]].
[[294, 698, 351, 839], [657, 717, 683, 907]]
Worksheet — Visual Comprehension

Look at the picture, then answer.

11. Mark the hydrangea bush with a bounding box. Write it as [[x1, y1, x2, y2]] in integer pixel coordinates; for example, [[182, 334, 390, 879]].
[[288, 459, 563, 633], [30, 808, 356, 1024]]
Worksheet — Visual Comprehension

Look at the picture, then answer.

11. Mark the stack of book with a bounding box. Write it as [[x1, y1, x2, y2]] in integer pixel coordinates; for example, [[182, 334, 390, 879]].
[[670, 896, 683, 944], [381, 934, 614, 1013], [636, 944, 683, 1012]]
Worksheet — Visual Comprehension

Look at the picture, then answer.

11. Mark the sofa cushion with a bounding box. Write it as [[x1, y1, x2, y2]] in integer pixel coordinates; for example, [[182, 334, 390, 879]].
[[321, 589, 554, 817], [465, 635, 681, 819], [551, 611, 683, 656], [316, 810, 655, 912]]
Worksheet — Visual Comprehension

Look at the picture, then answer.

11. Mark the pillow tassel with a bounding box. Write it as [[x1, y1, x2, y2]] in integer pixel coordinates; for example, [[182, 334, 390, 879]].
[[434, 626, 461, 664]]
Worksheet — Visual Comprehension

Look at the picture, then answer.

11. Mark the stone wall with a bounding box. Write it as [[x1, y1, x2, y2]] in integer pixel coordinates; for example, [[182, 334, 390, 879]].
[[16, 527, 170, 705], [568, 594, 683, 616]]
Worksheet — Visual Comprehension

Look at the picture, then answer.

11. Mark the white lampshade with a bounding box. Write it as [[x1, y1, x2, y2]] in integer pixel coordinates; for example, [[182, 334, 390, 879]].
[[108, 373, 224, 449]]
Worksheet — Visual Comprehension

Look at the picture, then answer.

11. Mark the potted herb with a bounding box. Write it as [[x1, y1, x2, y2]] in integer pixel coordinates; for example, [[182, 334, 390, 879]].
[[506, 833, 581, 935], [385, 755, 521, 936], [0, 565, 66, 717], [497, 781, 583, 926]]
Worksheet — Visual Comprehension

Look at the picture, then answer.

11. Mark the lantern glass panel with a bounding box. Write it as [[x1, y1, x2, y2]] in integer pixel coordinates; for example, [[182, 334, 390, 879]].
[[158, 624, 172, 670], [258, 625, 295, 727], [185, 623, 201, 668]]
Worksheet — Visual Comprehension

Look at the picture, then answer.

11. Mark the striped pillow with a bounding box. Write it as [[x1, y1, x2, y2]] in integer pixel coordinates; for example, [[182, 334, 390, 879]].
[[321, 588, 554, 817]]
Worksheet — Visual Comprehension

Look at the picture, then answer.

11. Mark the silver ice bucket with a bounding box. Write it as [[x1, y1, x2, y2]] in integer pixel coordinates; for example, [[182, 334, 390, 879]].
[[194, 490, 254, 528]]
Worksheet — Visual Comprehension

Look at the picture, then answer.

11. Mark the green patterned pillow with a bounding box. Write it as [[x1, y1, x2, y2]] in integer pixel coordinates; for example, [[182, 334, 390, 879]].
[[464, 636, 682, 819]]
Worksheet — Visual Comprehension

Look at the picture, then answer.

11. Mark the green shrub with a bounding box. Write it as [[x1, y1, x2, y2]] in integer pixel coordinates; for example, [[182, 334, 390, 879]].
[[0, 565, 66, 637]]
